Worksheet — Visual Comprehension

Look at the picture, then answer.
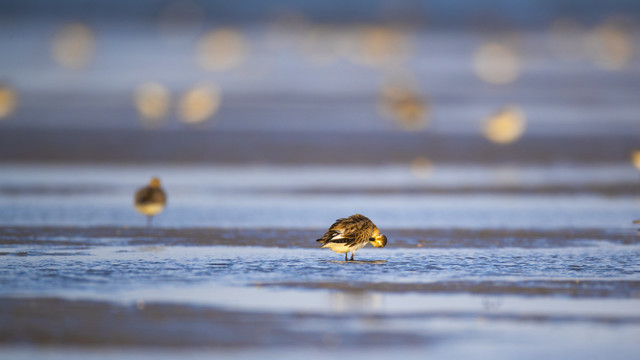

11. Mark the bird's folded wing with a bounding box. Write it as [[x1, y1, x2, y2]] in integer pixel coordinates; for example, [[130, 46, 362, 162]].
[[135, 188, 153, 204]]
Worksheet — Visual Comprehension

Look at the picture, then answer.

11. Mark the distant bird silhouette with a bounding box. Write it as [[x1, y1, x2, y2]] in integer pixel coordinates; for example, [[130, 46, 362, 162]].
[[134, 177, 167, 227], [317, 214, 387, 261]]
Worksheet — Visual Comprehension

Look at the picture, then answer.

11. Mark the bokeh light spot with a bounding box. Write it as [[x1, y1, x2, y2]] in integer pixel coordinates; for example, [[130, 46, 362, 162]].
[[483, 105, 526, 144], [0, 85, 18, 119], [196, 29, 249, 71], [178, 84, 221, 124], [631, 151, 640, 171], [473, 43, 520, 84], [350, 26, 412, 67], [134, 83, 170, 127], [586, 20, 634, 70], [52, 23, 96, 69]]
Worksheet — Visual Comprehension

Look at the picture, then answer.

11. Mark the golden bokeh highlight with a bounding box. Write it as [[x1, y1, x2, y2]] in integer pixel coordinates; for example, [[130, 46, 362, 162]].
[[378, 80, 429, 131], [410, 157, 433, 179], [631, 151, 640, 171], [52, 23, 96, 69], [0, 85, 18, 119], [134, 83, 170, 126], [473, 43, 521, 84], [586, 20, 634, 70], [483, 105, 526, 144], [548, 18, 586, 61], [350, 26, 412, 67], [178, 84, 221, 124], [196, 28, 249, 71]]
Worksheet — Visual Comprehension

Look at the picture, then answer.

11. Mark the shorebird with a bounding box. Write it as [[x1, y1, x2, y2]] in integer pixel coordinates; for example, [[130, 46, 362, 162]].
[[316, 214, 387, 261], [134, 177, 167, 227]]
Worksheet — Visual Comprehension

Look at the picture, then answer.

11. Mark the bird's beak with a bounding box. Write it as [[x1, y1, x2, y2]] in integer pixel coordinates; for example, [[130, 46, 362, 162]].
[[371, 234, 387, 248]]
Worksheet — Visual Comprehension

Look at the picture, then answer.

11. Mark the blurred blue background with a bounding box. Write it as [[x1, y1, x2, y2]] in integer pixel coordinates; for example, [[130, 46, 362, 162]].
[[0, 0, 638, 163]]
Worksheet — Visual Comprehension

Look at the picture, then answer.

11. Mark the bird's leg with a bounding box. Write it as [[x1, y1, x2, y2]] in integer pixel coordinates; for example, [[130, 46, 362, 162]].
[[350, 252, 354, 261], [345, 252, 348, 261]]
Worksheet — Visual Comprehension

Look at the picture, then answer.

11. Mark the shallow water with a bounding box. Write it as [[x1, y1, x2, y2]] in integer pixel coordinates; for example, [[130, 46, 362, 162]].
[[1, 240, 640, 359], [3, 245, 640, 303], [1, 164, 640, 359], [1, 164, 638, 229]]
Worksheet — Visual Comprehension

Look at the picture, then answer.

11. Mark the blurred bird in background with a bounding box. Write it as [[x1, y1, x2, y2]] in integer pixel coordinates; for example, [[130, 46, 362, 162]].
[[134, 177, 167, 227]]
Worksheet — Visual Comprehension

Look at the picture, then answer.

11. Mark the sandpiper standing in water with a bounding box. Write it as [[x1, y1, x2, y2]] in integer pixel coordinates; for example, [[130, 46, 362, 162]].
[[317, 214, 387, 261], [134, 177, 167, 227]]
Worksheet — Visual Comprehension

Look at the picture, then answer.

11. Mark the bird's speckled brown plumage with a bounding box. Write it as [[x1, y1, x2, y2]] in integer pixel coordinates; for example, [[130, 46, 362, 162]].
[[316, 214, 387, 261], [135, 186, 166, 207]]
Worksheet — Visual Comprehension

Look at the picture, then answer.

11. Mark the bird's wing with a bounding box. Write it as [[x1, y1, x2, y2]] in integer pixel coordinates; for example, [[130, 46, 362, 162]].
[[320, 216, 373, 247], [135, 187, 152, 204], [135, 187, 167, 205], [155, 188, 167, 204], [317, 217, 350, 244]]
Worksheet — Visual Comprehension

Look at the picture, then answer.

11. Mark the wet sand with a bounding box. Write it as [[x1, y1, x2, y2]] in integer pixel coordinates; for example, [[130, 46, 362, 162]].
[[0, 297, 429, 348], [2, 294, 639, 349], [1, 226, 638, 248], [0, 129, 637, 165]]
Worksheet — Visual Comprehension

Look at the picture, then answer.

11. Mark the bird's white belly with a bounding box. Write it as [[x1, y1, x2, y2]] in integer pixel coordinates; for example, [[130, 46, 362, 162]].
[[322, 241, 367, 254], [135, 203, 165, 216]]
